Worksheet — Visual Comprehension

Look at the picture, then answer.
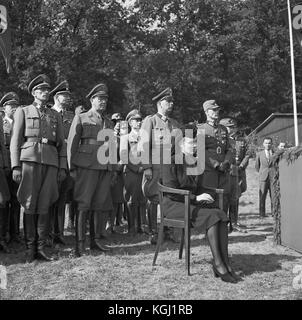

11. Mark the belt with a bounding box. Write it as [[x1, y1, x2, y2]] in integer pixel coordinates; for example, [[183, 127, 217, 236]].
[[81, 138, 102, 146], [25, 137, 57, 147], [207, 147, 222, 154]]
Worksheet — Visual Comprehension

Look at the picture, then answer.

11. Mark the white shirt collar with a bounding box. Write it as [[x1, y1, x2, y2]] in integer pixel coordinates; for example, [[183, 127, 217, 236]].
[[157, 111, 168, 121]]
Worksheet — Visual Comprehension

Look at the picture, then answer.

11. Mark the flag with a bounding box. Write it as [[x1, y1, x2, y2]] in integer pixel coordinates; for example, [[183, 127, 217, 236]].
[[0, 0, 11, 73]]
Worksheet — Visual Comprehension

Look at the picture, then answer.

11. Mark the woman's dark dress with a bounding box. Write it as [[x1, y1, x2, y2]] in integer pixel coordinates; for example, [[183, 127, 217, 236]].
[[162, 159, 228, 232]]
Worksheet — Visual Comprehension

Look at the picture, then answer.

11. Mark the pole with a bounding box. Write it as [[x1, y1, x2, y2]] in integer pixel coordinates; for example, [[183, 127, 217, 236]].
[[288, 0, 300, 146]]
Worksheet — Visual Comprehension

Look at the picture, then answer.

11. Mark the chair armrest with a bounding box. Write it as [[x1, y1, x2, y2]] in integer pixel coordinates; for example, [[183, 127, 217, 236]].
[[203, 186, 224, 194], [158, 182, 190, 196]]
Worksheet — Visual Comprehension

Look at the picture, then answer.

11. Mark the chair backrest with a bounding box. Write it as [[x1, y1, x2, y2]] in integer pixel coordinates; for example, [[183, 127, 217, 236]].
[[157, 182, 191, 222]]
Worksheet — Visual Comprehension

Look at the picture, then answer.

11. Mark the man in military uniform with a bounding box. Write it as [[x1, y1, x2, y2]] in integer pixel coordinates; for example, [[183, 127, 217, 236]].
[[65, 105, 87, 232], [122, 109, 147, 235], [10, 74, 67, 262], [109, 112, 125, 232], [48, 80, 75, 245], [67, 83, 117, 256], [0, 92, 21, 244], [219, 117, 250, 233], [197, 100, 233, 213], [140, 87, 181, 244], [0, 113, 11, 253]]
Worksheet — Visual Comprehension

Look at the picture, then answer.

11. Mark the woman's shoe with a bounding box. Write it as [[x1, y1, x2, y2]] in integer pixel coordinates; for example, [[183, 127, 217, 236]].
[[212, 264, 237, 283], [227, 268, 242, 281]]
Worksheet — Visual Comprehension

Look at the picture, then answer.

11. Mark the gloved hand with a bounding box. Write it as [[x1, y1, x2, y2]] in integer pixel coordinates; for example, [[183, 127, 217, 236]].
[[58, 169, 67, 183], [196, 193, 214, 204], [12, 167, 22, 184], [70, 169, 77, 180]]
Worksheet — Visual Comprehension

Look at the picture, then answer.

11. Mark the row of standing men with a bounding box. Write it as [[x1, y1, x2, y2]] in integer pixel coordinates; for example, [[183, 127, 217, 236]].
[[0, 74, 251, 262]]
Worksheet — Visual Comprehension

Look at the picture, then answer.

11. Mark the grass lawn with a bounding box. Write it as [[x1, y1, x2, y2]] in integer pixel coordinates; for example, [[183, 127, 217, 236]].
[[1, 159, 302, 300]]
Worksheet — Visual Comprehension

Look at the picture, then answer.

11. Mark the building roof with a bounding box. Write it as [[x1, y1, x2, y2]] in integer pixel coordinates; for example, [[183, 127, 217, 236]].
[[249, 113, 302, 136]]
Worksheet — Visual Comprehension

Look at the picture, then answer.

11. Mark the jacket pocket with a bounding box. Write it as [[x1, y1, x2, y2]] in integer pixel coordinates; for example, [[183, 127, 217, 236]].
[[26, 116, 40, 129]]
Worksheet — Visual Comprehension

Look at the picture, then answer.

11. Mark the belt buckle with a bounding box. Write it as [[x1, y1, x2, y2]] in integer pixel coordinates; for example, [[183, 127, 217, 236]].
[[41, 138, 48, 144], [217, 146, 222, 154]]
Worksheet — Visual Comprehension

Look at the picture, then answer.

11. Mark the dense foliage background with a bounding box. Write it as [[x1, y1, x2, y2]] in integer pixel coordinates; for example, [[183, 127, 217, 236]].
[[0, 0, 300, 132]]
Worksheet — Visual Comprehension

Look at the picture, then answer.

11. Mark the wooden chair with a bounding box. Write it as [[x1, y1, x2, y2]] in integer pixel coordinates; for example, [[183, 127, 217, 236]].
[[153, 182, 224, 275]]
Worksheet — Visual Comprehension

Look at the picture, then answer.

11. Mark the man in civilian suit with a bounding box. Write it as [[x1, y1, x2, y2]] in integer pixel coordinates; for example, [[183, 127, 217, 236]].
[[255, 137, 274, 218]]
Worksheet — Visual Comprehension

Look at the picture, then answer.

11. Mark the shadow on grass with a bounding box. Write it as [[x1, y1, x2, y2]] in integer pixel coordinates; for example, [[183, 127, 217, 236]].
[[231, 253, 301, 276], [229, 234, 267, 243]]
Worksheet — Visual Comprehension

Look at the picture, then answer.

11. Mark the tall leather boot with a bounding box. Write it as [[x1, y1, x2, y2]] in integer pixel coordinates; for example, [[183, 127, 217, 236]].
[[3, 204, 10, 243], [139, 204, 148, 234], [123, 203, 128, 221], [9, 194, 21, 243], [116, 203, 123, 226], [67, 202, 76, 232], [136, 205, 143, 234], [22, 207, 27, 247], [54, 204, 65, 245], [127, 203, 136, 235], [47, 205, 55, 247], [0, 208, 11, 253], [91, 210, 110, 252], [75, 210, 87, 256], [24, 213, 37, 262], [37, 213, 54, 262], [148, 202, 158, 245], [107, 207, 116, 234], [229, 201, 238, 225]]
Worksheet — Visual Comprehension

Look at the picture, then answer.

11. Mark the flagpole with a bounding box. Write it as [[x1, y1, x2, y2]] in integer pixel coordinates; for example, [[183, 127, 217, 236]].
[[288, 0, 299, 146]]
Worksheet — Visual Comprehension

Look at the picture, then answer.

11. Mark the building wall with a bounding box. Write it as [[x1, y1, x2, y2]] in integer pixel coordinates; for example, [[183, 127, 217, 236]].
[[255, 117, 302, 147]]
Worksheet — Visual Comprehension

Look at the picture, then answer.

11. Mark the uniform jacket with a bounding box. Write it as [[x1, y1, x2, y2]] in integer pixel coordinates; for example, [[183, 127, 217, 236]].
[[3, 115, 13, 147], [3, 115, 14, 168], [122, 130, 144, 174], [255, 150, 274, 182], [51, 107, 74, 170], [67, 108, 114, 171], [0, 115, 9, 169], [139, 113, 180, 170], [10, 103, 66, 170], [197, 122, 233, 172], [229, 135, 250, 176]]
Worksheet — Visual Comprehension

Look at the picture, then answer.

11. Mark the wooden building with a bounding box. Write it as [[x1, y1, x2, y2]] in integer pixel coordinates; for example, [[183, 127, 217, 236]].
[[249, 113, 302, 147]]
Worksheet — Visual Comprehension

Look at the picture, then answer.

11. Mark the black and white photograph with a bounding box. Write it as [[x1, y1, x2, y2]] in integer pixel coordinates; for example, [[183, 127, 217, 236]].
[[1, 0, 302, 303]]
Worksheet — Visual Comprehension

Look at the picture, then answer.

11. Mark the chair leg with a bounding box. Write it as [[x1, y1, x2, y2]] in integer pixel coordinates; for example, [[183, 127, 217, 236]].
[[185, 226, 190, 276], [152, 222, 164, 266], [179, 228, 185, 259]]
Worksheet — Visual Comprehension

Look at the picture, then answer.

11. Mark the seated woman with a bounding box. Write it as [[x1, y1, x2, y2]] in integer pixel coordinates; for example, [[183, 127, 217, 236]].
[[161, 124, 241, 283]]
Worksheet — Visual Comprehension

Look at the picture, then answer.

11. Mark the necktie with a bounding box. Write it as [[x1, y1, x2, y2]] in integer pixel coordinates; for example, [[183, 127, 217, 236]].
[[266, 150, 270, 161]]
